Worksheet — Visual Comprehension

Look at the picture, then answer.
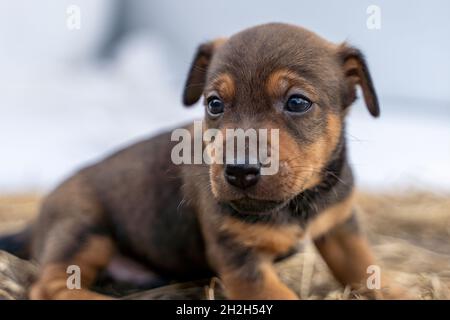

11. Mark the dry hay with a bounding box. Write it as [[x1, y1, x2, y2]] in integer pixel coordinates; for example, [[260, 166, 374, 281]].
[[0, 190, 449, 299]]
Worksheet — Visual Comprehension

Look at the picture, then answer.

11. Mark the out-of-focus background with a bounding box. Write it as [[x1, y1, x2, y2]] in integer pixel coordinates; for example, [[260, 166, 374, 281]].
[[0, 0, 449, 193], [0, 0, 450, 300]]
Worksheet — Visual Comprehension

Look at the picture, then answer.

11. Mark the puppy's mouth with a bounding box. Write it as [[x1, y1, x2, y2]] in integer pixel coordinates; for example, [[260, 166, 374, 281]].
[[228, 197, 286, 214]]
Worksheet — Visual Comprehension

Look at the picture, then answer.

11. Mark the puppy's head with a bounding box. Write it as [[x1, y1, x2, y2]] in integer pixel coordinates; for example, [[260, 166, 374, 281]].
[[183, 23, 379, 214]]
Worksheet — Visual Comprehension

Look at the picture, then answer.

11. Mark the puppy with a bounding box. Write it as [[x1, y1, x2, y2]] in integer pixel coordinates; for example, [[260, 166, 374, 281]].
[[1, 23, 392, 299]]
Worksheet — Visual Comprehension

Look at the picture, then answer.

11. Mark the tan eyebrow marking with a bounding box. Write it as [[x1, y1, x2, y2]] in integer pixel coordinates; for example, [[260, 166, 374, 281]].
[[208, 73, 235, 102], [266, 69, 318, 99]]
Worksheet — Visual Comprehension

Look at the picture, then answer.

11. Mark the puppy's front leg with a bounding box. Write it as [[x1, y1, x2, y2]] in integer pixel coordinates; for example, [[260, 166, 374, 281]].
[[207, 228, 298, 300], [313, 213, 375, 290], [221, 261, 298, 300], [313, 212, 404, 298]]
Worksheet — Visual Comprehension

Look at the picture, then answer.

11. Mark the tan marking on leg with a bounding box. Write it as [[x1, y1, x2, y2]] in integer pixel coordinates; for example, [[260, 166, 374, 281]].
[[315, 223, 412, 299], [314, 227, 375, 289], [222, 262, 298, 300], [30, 235, 114, 300]]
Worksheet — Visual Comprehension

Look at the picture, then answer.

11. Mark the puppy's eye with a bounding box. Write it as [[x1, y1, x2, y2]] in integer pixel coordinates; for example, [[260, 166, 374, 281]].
[[285, 95, 312, 113], [207, 97, 225, 117]]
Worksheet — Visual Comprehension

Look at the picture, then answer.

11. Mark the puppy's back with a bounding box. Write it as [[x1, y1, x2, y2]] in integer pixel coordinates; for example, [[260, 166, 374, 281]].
[[32, 127, 212, 279]]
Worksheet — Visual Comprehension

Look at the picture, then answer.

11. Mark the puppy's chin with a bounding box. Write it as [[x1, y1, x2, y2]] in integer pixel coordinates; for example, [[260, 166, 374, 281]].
[[228, 198, 287, 215], [211, 184, 289, 214], [211, 182, 300, 215]]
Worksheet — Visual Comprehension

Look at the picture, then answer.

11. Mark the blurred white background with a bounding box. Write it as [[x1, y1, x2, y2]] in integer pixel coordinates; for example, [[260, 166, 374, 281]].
[[0, 0, 449, 192]]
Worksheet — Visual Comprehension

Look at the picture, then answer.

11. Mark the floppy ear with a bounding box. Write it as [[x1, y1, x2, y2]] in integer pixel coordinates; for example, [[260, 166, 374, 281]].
[[183, 39, 226, 106], [339, 45, 380, 117]]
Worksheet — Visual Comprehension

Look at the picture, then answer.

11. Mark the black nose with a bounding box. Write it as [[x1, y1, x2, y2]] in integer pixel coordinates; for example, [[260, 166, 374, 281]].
[[224, 163, 261, 189]]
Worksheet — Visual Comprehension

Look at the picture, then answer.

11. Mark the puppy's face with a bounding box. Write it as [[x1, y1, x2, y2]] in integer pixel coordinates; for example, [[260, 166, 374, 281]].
[[183, 23, 379, 214]]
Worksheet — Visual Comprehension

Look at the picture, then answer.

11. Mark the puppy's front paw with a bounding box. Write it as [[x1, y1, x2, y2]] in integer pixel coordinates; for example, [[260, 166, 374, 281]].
[[356, 283, 416, 300], [377, 284, 417, 300]]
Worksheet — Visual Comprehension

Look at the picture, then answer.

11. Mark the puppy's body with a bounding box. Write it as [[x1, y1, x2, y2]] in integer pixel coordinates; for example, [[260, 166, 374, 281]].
[[2, 23, 394, 299], [30, 124, 354, 298], [32, 130, 211, 280]]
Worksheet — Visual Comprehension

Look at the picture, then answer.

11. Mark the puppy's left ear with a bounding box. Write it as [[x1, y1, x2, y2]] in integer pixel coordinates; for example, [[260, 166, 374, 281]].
[[339, 45, 380, 117], [183, 38, 227, 106]]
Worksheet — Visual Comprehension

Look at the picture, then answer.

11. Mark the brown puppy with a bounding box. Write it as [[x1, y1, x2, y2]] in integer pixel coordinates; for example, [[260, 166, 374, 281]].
[[2, 23, 390, 299]]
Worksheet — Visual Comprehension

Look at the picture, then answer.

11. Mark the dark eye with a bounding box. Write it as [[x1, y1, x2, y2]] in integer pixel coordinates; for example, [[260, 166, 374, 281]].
[[285, 95, 312, 113], [207, 97, 225, 117]]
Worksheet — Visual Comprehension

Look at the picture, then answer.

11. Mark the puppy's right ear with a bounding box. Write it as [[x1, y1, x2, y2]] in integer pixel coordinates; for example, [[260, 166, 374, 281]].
[[183, 39, 226, 106]]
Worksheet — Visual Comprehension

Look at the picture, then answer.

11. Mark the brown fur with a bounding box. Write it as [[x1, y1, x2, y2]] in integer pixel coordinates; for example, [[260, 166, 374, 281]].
[[308, 190, 355, 238], [206, 73, 236, 103], [30, 235, 114, 299], [222, 263, 297, 299], [314, 224, 375, 289], [8, 23, 391, 299], [219, 216, 303, 255], [266, 69, 320, 101]]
